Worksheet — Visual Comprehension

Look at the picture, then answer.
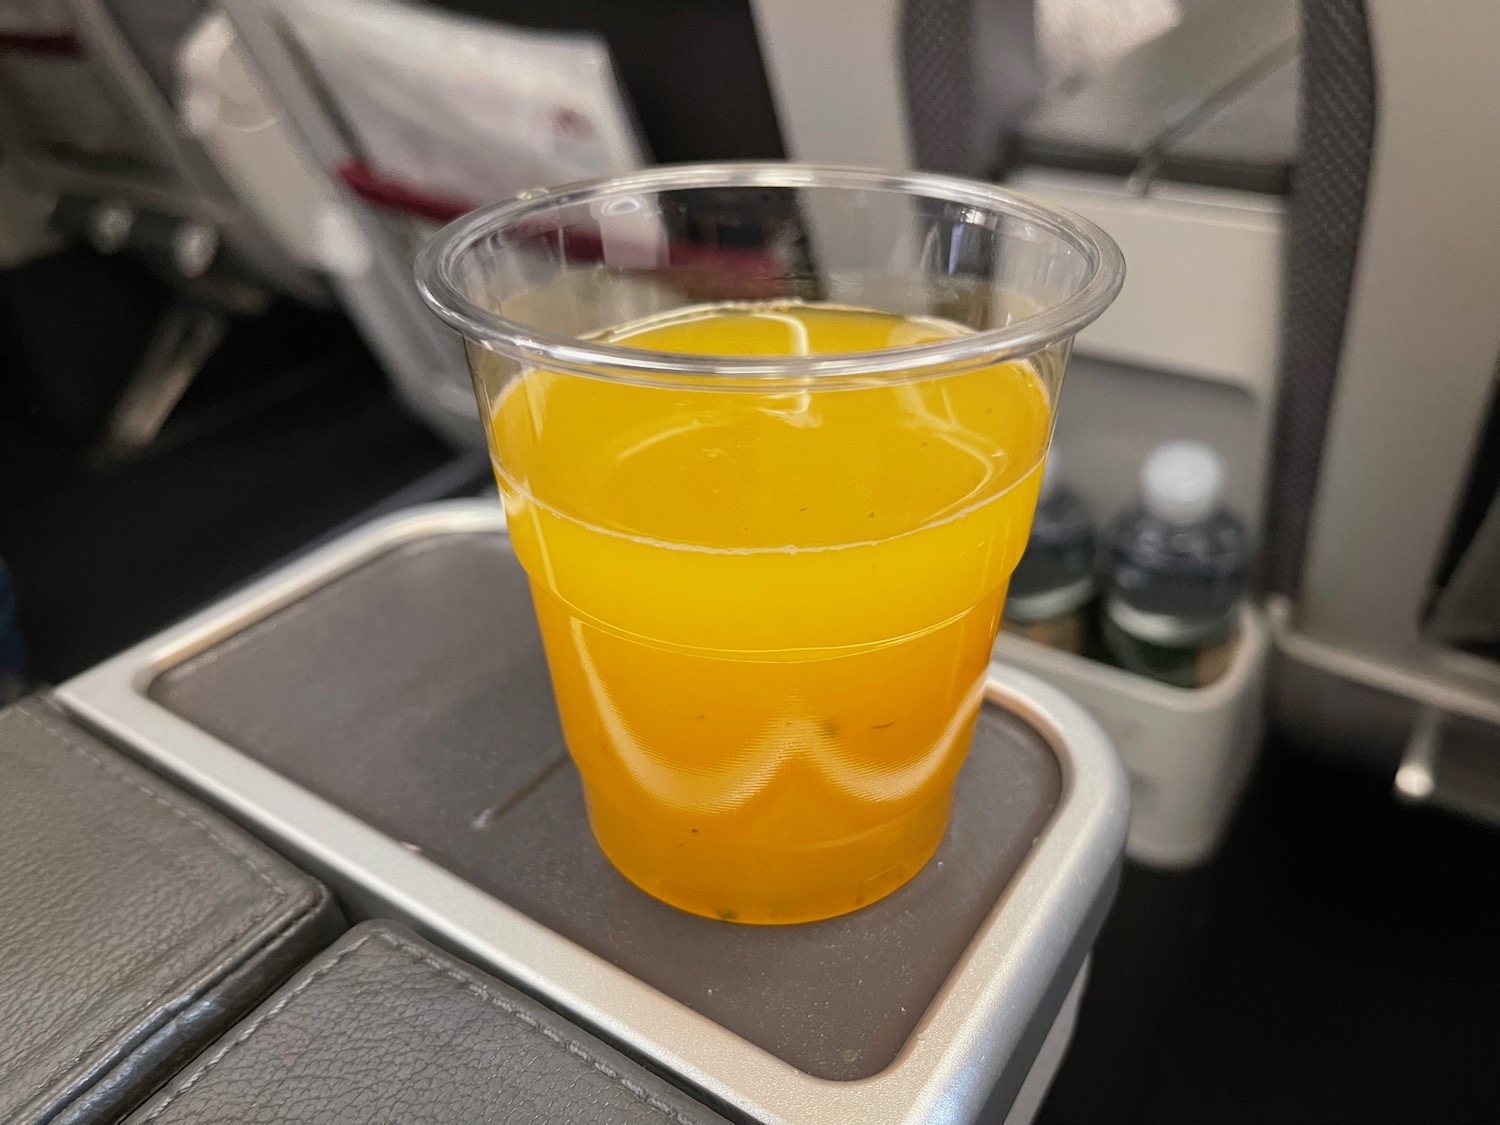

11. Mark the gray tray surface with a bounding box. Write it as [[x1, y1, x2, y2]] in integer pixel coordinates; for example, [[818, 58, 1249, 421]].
[[151, 532, 1061, 1080]]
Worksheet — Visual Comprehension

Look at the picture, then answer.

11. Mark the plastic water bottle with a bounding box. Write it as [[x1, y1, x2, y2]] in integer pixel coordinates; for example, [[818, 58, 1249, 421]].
[[1002, 453, 1097, 654], [1102, 441, 1248, 688]]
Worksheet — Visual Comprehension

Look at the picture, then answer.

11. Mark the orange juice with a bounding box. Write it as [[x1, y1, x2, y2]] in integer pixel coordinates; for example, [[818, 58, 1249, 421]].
[[492, 302, 1051, 923]]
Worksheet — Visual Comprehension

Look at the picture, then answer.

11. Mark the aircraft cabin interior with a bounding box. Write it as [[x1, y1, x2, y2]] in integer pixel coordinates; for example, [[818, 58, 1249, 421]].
[[1, 0, 1497, 1122]]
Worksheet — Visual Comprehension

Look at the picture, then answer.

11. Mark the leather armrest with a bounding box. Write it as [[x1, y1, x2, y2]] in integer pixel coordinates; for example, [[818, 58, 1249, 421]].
[[127, 920, 729, 1124], [0, 698, 344, 1124]]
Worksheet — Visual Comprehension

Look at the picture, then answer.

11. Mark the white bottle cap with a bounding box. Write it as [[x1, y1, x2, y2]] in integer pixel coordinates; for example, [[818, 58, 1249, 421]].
[[1141, 440, 1224, 524]]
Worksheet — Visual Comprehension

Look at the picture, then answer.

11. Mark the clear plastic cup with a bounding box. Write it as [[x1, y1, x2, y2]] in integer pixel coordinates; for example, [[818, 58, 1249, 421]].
[[417, 164, 1123, 924]]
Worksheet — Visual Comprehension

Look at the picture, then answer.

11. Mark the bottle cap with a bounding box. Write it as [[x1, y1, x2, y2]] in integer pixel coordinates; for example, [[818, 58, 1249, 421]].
[[1141, 440, 1223, 524]]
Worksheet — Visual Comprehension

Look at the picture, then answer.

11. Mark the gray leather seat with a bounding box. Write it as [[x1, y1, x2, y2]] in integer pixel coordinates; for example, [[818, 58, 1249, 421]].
[[0, 698, 344, 1124], [125, 920, 729, 1125]]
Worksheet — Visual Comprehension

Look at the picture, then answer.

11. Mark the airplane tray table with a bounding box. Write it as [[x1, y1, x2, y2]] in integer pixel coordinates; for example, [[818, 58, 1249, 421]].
[[58, 501, 1128, 1125]]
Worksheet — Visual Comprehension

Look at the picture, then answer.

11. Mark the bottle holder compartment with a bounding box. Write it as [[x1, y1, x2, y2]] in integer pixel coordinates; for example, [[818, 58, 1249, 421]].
[[997, 605, 1267, 868], [994, 350, 1272, 868]]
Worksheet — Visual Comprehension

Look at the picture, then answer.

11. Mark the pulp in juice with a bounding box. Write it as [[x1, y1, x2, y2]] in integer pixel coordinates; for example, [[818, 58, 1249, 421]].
[[491, 302, 1052, 923]]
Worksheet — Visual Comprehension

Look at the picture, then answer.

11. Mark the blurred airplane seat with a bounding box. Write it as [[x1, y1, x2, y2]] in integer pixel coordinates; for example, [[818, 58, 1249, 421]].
[[0, 0, 323, 452]]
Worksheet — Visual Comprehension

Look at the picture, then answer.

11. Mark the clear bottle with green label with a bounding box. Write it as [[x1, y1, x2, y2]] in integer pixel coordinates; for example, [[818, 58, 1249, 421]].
[[1102, 442, 1248, 688]]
